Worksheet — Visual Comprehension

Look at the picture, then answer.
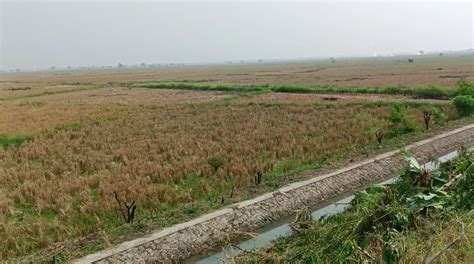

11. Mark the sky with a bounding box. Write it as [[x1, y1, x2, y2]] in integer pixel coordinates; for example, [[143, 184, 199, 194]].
[[1, 0, 473, 70]]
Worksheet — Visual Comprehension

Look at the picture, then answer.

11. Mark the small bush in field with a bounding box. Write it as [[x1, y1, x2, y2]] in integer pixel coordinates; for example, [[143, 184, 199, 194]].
[[453, 95, 474, 116], [457, 78, 474, 96], [430, 107, 447, 125], [386, 105, 420, 137], [364, 125, 384, 144], [207, 154, 227, 171]]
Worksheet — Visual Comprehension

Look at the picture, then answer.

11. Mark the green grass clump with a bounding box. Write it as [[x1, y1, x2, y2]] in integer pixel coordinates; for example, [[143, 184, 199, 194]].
[[404, 86, 453, 99], [0, 136, 30, 149], [269, 85, 315, 93], [128, 80, 474, 101], [264, 159, 326, 180], [131, 82, 265, 93], [385, 105, 421, 137], [344, 100, 449, 109], [265, 84, 455, 100], [61, 82, 85, 86], [207, 154, 228, 171]]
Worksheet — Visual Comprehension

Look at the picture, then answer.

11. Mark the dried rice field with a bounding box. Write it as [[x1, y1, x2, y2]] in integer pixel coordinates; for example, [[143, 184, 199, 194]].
[[0, 55, 473, 261], [3, 54, 473, 88]]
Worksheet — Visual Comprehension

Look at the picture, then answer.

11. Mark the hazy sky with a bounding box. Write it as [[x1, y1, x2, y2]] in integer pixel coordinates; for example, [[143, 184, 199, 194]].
[[1, 1, 473, 70]]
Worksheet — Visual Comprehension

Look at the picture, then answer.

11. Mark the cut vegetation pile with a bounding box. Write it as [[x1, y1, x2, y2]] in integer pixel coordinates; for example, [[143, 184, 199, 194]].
[[238, 148, 474, 263]]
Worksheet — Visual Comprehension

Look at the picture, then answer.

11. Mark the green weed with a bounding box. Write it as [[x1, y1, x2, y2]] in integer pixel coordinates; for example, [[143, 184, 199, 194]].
[[0, 135, 30, 149]]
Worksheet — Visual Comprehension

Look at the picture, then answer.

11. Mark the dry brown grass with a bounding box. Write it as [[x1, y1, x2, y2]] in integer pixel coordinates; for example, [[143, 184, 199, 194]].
[[401, 211, 474, 264], [0, 102, 127, 136], [0, 92, 454, 259], [0, 55, 471, 260], [0, 88, 228, 136], [2, 103, 385, 212], [231, 91, 447, 106], [0, 83, 96, 99], [2, 54, 472, 88], [27, 87, 229, 105]]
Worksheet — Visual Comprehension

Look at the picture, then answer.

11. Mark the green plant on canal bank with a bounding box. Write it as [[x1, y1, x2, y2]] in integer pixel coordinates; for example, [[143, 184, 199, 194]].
[[238, 148, 474, 264]]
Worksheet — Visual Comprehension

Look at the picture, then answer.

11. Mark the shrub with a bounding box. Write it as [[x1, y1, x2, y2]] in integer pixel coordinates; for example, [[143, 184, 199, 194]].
[[453, 95, 474, 116], [430, 107, 447, 125], [422, 107, 448, 130], [457, 78, 474, 96], [379, 86, 402, 95], [364, 125, 384, 144], [409, 86, 451, 99], [132, 82, 266, 93], [270, 85, 314, 93], [452, 163, 473, 209], [386, 105, 420, 137], [207, 154, 227, 172]]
